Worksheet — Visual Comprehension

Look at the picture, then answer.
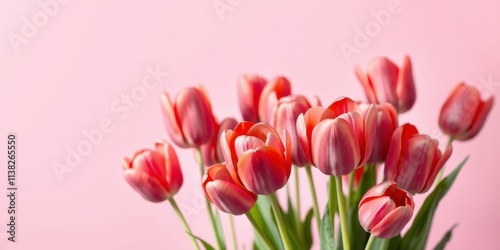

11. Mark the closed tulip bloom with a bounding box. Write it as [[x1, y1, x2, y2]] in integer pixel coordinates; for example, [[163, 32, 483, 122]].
[[360, 103, 398, 164], [258, 76, 292, 124], [201, 117, 238, 167], [439, 83, 494, 141], [237, 75, 268, 122], [296, 97, 377, 176], [123, 141, 183, 202], [271, 95, 316, 166], [161, 86, 216, 148], [202, 164, 258, 215], [358, 180, 414, 239], [220, 121, 292, 195], [355, 56, 416, 113], [385, 124, 452, 194]]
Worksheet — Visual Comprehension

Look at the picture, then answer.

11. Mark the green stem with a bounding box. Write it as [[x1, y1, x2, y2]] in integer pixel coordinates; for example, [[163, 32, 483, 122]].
[[293, 166, 302, 238], [365, 234, 389, 250], [335, 175, 351, 250], [364, 234, 376, 250], [328, 176, 336, 244], [347, 171, 355, 208], [168, 197, 201, 250], [228, 214, 238, 250], [196, 148, 225, 250], [305, 165, 321, 232], [245, 213, 277, 250], [270, 193, 293, 250]]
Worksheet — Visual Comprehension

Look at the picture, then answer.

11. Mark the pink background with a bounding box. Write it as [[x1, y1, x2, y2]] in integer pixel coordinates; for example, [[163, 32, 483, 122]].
[[1, 0, 499, 249]]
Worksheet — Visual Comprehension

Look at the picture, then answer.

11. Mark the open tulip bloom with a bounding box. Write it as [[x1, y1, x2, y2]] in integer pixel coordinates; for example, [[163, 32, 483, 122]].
[[122, 56, 493, 250]]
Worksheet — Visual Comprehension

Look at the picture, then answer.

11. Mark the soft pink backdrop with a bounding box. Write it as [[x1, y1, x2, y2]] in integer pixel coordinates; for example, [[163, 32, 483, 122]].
[[1, 1, 499, 249]]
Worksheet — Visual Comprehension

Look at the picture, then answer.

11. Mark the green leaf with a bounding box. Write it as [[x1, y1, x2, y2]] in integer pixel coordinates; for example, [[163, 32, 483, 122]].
[[402, 156, 468, 250], [213, 209, 226, 250], [433, 225, 457, 250], [249, 196, 283, 250], [302, 208, 315, 249], [320, 204, 336, 250], [186, 232, 216, 250], [388, 235, 402, 250], [346, 205, 370, 250]]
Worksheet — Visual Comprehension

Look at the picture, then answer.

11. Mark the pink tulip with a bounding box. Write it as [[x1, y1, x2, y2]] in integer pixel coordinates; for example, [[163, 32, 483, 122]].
[[202, 164, 258, 215], [200, 117, 238, 167], [360, 103, 398, 164], [439, 83, 494, 141], [237, 75, 268, 122], [161, 86, 216, 148], [355, 56, 416, 113], [123, 141, 183, 202], [258, 76, 292, 124], [358, 180, 414, 239], [385, 124, 453, 194], [220, 121, 292, 195], [296, 97, 376, 176], [271, 95, 317, 166]]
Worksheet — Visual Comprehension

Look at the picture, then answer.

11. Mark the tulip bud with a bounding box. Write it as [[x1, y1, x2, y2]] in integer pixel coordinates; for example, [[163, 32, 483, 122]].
[[296, 97, 377, 176], [271, 95, 315, 166], [220, 122, 292, 195], [385, 124, 452, 194], [202, 163, 258, 215], [201, 117, 238, 167], [123, 141, 183, 202], [237, 75, 267, 122], [161, 86, 216, 148], [258, 76, 292, 124], [439, 83, 494, 141], [360, 103, 398, 164], [355, 56, 416, 113], [358, 181, 414, 239]]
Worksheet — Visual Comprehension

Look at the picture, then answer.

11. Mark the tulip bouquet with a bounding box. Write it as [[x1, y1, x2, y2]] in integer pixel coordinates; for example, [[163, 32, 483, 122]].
[[122, 56, 494, 250]]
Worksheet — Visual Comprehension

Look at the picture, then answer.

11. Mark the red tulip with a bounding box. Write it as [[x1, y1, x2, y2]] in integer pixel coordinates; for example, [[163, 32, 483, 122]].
[[360, 103, 398, 164], [161, 86, 216, 148], [296, 97, 377, 176], [439, 83, 494, 141], [385, 124, 452, 194], [358, 180, 414, 239], [123, 141, 183, 202], [202, 164, 258, 215], [220, 121, 292, 195], [237, 75, 268, 122], [271, 95, 316, 166], [258, 76, 292, 124], [355, 56, 416, 113], [200, 117, 238, 167]]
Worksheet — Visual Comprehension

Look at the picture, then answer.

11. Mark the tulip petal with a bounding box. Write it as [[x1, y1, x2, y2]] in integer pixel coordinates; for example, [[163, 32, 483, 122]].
[[311, 119, 361, 176], [421, 145, 453, 193], [358, 196, 396, 231], [237, 146, 288, 194], [355, 65, 378, 103], [396, 56, 416, 113], [124, 170, 168, 202], [158, 141, 183, 196], [368, 57, 399, 108], [370, 205, 413, 239], [205, 180, 257, 215], [385, 124, 418, 181], [161, 92, 187, 147], [176, 87, 216, 146], [258, 76, 292, 123], [237, 75, 267, 122], [327, 97, 361, 118], [234, 135, 265, 158], [459, 96, 494, 140]]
